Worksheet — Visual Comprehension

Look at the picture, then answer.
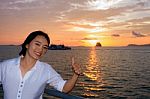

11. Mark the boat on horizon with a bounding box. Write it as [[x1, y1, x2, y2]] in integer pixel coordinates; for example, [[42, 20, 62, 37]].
[[48, 44, 71, 50]]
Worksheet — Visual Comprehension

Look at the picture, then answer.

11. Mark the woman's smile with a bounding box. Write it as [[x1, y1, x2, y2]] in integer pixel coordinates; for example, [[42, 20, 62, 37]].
[[34, 51, 42, 57]]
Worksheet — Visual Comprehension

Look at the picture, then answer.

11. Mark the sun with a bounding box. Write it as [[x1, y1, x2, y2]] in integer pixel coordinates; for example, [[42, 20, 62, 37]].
[[82, 34, 100, 46], [87, 40, 99, 46]]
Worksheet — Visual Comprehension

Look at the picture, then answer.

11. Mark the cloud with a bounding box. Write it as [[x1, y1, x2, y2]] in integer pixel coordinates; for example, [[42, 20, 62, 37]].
[[55, 0, 150, 35], [61, 20, 107, 33], [81, 37, 99, 40], [85, 0, 123, 10], [12, 0, 37, 4], [67, 0, 150, 23], [0, 0, 40, 10], [108, 10, 150, 23], [70, 0, 150, 11], [0, 0, 69, 11], [111, 34, 120, 37], [70, 0, 123, 10], [0, 0, 150, 39], [66, 26, 107, 33], [132, 31, 146, 37]]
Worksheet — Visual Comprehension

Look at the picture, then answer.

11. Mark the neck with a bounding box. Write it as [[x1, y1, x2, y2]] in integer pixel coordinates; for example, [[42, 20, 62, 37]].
[[20, 55, 37, 77], [20, 54, 37, 70]]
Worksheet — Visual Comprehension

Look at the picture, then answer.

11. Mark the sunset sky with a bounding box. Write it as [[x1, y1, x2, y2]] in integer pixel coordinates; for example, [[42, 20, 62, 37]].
[[0, 0, 150, 46]]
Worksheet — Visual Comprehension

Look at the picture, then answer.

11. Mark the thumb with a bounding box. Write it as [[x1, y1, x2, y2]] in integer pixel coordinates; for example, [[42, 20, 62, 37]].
[[71, 57, 74, 66]]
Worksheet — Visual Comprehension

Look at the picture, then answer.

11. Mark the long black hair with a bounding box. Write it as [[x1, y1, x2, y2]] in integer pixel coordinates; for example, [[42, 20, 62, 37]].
[[19, 31, 50, 56]]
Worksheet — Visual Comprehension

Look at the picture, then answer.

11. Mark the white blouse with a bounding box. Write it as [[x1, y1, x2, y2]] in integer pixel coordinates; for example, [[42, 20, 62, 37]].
[[0, 57, 66, 99]]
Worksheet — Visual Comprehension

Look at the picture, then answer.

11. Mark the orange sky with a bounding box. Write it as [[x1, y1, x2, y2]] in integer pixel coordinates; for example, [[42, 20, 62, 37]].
[[0, 0, 150, 46]]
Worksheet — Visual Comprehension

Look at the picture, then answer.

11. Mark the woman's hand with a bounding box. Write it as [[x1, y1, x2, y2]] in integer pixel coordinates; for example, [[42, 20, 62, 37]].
[[71, 57, 82, 76]]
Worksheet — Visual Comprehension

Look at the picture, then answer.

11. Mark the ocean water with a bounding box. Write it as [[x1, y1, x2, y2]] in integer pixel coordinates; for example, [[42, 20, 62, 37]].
[[0, 45, 150, 99]]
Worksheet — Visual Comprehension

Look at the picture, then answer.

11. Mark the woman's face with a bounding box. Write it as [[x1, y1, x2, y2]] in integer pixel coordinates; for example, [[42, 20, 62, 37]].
[[26, 35, 49, 60]]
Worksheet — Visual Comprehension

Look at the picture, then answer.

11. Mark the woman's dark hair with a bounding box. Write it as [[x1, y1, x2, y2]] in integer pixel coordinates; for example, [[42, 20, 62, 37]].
[[19, 30, 50, 56]]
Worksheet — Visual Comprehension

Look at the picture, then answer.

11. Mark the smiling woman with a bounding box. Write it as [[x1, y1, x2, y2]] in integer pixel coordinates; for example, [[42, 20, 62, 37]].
[[0, 31, 83, 99]]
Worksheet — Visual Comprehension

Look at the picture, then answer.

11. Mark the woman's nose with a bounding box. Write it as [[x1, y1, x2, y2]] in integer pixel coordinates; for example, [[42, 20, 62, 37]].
[[37, 45, 43, 52]]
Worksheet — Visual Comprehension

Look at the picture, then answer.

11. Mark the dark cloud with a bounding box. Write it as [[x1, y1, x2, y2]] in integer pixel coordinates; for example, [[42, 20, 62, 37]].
[[132, 31, 146, 37], [81, 37, 98, 40], [111, 34, 120, 37]]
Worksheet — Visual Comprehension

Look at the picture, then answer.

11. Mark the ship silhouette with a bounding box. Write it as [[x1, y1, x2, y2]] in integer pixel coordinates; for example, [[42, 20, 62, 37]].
[[48, 44, 71, 50]]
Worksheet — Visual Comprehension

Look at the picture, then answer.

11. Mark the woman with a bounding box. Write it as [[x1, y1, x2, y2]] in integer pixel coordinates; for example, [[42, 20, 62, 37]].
[[0, 31, 81, 99]]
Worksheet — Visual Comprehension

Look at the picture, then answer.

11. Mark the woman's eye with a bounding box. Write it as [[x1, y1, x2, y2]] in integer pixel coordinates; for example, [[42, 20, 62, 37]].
[[43, 46, 48, 49], [35, 43, 40, 46]]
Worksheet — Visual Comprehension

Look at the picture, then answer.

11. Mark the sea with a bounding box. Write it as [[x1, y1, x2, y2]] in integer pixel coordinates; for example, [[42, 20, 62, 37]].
[[0, 45, 150, 99]]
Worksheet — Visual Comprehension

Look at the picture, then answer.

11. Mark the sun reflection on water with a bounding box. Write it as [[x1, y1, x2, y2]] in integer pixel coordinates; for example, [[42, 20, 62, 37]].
[[81, 47, 104, 98], [84, 47, 102, 82]]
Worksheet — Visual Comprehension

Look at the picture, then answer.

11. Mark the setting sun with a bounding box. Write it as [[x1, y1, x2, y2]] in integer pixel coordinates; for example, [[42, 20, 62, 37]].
[[82, 35, 101, 46], [87, 40, 99, 46]]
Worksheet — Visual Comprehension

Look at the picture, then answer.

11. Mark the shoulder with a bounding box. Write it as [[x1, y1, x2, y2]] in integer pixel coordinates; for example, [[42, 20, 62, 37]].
[[0, 57, 19, 72], [37, 61, 59, 75], [37, 61, 60, 79], [37, 61, 54, 71], [38, 61, 51, 68], [0, 57, 19, 66]]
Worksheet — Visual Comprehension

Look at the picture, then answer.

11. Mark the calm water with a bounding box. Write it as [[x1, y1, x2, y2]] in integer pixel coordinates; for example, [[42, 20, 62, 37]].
[[0, 45, 150, 99]]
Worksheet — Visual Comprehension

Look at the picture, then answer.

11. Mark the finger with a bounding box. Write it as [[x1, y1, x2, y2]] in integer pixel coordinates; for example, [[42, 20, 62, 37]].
[[74, 65, 82, 73], [75, 69, 82, 75], [72, 57, 74, 66]]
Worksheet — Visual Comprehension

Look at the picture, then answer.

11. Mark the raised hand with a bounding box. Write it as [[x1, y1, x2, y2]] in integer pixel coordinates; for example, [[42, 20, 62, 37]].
[[71, 57, 82, 76]]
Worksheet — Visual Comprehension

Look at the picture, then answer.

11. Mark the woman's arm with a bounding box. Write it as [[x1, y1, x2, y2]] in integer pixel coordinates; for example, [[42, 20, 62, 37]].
[[62, 57, 82, 93]]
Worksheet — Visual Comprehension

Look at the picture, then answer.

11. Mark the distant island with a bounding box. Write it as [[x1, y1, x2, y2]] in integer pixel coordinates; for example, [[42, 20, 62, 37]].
[[48, 44, 71, 50], [96, 42, 102, 47], [127, 44, 150, 47]]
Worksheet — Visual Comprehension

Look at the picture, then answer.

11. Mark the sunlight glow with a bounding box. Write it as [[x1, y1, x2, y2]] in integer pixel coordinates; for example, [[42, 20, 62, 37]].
[[66, 20, 107, 33], [88, 40, 99, 46], [82, 35, 100, 46], [86, 0, 122, 10], [67, 26, 106, 33]]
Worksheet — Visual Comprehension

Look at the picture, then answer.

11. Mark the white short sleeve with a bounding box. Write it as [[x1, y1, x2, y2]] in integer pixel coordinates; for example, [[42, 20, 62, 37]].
[[46, 65, 66, 92]]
